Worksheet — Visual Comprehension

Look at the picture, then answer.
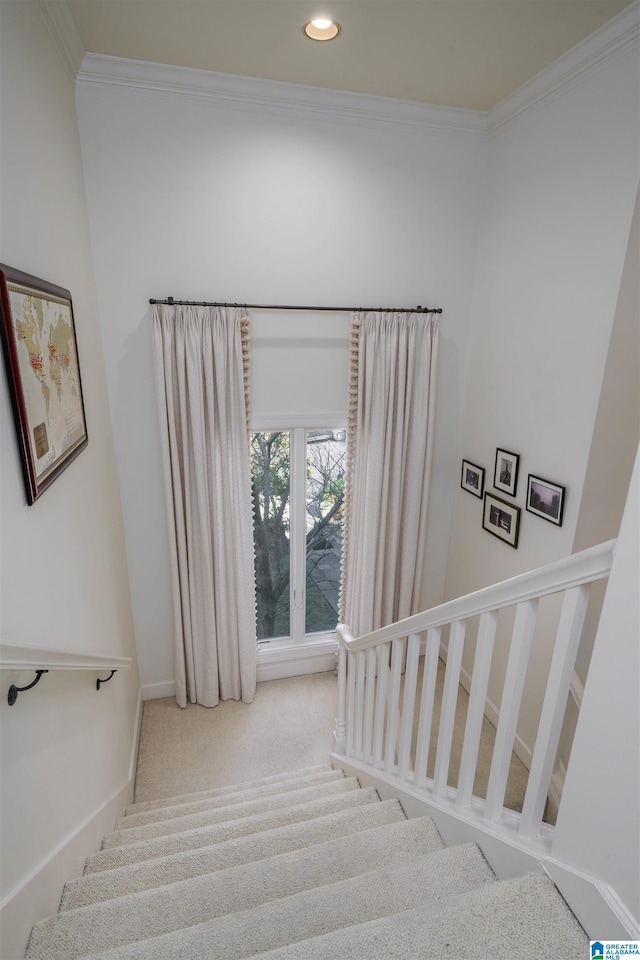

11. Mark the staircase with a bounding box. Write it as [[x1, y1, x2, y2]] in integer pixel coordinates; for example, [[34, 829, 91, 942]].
[[25, 764, 589, 960]]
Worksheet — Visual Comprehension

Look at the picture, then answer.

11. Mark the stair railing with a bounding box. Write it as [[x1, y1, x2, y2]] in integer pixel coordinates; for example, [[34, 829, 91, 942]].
[[0, 641, 131, 705], [335, 539, 615, 847]]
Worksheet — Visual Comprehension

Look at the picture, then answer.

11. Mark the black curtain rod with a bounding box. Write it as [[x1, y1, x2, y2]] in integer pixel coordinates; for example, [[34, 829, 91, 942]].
[[149, 297, 442, 315]]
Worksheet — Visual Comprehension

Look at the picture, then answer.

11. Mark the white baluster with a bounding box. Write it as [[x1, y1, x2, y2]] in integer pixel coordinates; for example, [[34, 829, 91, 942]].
[[485, 599, 538, 822], [363, 647, 377, 764], [518, 585, 590, 838], [334, 643, 347, 754], [433, 620, 466, 797], [456, 611, 498, 808], [373, 643, 390, 769], [398, 634, 421, 782], [354, 650, 366, 761], [414, 627, 441, 789], [345, 651, 356, 758], [384, 638, 405, 775]]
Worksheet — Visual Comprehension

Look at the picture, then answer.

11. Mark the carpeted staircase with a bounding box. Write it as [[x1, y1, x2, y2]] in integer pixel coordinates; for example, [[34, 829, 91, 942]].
[[25, 764, 589, 959]]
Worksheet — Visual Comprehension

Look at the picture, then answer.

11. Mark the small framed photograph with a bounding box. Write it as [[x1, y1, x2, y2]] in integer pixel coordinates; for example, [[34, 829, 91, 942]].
[[526, 475, 565, 526], [461, 459, 485, 498], [483, 492, 520, 548], [494, 447, 519, 497], [0, 264, 88, 504]]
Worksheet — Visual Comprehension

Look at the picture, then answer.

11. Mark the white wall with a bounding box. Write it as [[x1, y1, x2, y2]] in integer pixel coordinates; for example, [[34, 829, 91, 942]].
[[552, 447, 639, 928], [0, 4, 141, 955], [444, 33, 639, 762], [75, 66, 487, 695], [548, 191, 640, 806], [572, 191, 639, 559]]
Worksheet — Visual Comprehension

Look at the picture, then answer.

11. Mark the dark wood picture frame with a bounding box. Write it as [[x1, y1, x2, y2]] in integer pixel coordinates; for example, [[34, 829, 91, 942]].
[[483, 492, 520, 548], [461, 459, 485, 498], [526, 474, 565, 526], [494, 447, 520, 497], [0, 264, 88, 504]]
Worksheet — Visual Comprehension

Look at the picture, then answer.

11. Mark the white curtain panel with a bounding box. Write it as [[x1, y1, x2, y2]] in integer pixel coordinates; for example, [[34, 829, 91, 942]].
[[340, 311, 440, 637], [153, 304, 257, 707]]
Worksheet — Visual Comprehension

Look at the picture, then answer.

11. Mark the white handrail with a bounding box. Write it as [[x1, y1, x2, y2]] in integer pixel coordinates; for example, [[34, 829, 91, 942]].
[[334, 538, 617, 848], [336, 539, 615, 652], [0, 640, 132, 671]]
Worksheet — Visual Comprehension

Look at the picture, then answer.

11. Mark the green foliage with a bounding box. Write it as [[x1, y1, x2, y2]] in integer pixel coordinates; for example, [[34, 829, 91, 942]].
[[251, 430, 345, 640], [251, 432, 291, 640]]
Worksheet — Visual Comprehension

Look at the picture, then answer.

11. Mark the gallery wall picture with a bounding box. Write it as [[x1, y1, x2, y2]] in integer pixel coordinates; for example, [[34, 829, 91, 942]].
[[526, 474, 565, 526], [461, 459, 485, 498], [494, 447, 519, 497], [0, 264, 88, 504], [483, 492, 520, 548]]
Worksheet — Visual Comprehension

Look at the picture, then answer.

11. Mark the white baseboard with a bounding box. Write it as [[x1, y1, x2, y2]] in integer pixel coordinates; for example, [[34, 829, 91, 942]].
[[142, 642, 338, 698], [330, 754, 639, 941], [439, 640, 583, 777], [141, 680, 176, 701], [257, 638, 337, 683], [544, 859, 640, 940], [129, 688, 144, 783], [439, 640, 533, 770], [0, 689, 143, 959], [331, 754, 550, 878], [0, 780, 133, 960]]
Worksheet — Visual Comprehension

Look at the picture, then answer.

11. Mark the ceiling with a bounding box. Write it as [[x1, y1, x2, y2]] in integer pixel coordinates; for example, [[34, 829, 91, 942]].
[[65, 0, 634, 111]]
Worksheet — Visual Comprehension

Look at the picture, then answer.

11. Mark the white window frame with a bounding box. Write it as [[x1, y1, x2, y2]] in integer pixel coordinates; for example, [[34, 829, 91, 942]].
[[252, 413, 346, 680]]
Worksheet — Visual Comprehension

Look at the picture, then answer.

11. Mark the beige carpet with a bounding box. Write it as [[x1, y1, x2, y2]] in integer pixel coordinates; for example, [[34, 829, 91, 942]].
[[26, 767, 587, 959], [135, 672, 338, 802], [135, 660, 531, 817]]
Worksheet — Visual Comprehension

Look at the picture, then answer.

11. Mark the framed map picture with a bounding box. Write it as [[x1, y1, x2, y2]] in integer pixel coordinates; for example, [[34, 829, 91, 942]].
[[0, 265, 88, 504]]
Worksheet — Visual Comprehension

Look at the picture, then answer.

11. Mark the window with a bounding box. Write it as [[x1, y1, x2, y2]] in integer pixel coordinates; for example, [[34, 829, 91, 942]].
[[251, 428, 346, 643]]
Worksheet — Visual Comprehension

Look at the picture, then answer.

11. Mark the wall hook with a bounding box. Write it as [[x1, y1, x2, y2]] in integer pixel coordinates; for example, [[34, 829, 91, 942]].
[[96, 669, 117, 691], [8, 670, 48, 706]]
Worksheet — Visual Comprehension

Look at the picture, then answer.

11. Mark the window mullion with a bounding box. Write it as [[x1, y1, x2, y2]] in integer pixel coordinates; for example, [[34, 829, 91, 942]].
[[290, 428, 307, 643]]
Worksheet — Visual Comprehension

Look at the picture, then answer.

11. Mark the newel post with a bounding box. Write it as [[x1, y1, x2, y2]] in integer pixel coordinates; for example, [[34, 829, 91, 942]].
[[334, 631, 348, 754]]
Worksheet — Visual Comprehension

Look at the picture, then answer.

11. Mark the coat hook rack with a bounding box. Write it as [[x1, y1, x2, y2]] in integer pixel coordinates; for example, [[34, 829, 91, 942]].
[[8, 670, 48, 706], [96, 670, 117, 691]]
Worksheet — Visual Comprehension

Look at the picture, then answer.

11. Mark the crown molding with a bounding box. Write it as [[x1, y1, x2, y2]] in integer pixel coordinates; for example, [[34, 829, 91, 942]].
[[76, 54, 487, 142], [38, 0, 85, 80], [73, 0, 638, 139], [488, 0, 640, 133]]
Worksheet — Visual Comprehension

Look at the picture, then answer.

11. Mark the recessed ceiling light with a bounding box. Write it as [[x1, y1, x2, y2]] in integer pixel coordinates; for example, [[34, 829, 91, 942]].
[[303, 18, 341, 41]]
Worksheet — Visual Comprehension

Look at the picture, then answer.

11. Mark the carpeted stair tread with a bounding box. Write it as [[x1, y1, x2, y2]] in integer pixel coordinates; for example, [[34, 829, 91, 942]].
[[63, 800, 409, 910], [38, 843, 494, 960], [119, 769, 345, 829], [103, 778, 360, 849], [246, 871, 589, 960], [85, 787, 381, 873], [26, 820, 451, 958], [24, 764, 588, 960], [128, 763, 334, 814]]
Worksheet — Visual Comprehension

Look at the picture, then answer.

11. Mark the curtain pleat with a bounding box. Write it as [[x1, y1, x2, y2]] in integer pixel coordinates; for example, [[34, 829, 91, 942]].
[[153, 304, 257, 707], [340, 311, 439, 636]]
